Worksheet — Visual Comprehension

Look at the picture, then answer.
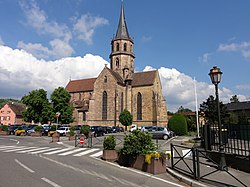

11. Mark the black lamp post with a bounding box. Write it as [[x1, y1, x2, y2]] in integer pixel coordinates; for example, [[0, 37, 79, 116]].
[[209, 66, 227, 171]]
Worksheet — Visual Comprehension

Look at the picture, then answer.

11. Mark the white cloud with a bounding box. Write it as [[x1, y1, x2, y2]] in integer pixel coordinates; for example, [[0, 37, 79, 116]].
[[20, 1, 72, 41], [141, 36, 152, 43], [199, 53, 211, 63], [0, 45, 107, 98], [236, 84, 250, 90], [218, 41, 250, 58], [73, 14, 109, 44]]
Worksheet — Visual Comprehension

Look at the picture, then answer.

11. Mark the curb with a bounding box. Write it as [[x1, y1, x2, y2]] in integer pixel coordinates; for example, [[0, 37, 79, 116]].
[[166, 168, 209, 187]]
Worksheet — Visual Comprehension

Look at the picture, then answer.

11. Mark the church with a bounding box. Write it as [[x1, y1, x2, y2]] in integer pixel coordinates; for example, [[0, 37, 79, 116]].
[[65, 2, 168, 127]]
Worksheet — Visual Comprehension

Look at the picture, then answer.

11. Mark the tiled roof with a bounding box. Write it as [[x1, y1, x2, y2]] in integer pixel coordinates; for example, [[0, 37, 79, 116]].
[[132, 70, 157, 87], [8, 103, 26, 116], [65, 78, 97, 93], [225, 101, 250, 111]]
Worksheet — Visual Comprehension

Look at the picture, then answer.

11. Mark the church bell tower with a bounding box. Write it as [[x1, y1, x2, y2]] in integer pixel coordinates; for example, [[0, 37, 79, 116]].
[[109, 1, 135, 81]]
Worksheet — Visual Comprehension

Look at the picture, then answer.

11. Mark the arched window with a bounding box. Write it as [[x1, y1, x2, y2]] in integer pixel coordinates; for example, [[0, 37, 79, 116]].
[[102, 91, 107, 120], [124, 43, 127, 51], [116, 43, 119, 51], [116, 58, 119, 68], [104, 76, 107, 83], [137, 92, 142, 120]]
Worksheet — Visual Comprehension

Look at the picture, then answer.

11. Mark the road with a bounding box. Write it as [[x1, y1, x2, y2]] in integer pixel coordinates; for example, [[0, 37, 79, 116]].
[[0, 135, 187, 187]]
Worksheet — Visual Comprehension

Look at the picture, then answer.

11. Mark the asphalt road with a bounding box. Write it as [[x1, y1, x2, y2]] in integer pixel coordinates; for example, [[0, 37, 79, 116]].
[[0, 136, 187, 187]]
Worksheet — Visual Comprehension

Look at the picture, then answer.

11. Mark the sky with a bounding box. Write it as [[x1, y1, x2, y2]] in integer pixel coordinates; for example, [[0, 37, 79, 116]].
[[0, 0, 250, 112]]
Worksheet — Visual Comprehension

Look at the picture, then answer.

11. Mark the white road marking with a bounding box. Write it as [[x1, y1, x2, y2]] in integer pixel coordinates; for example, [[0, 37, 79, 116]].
[[73, 148, 99, 156], [58, 148, 86, 156], [41, 177, 61, 187], [30, 147, 61, 154], [90, 150, 103, 157], [15, 159, 35, 173], [3, 147, 37, 152], [17, 147, 49, 153], [44, 147, 74, 155]]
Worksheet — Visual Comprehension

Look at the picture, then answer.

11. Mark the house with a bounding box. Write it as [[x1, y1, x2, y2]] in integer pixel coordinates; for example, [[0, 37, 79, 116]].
[[0, 103, 26, 125], [225, 101, 250, 122], [65, 1, 168, 127]]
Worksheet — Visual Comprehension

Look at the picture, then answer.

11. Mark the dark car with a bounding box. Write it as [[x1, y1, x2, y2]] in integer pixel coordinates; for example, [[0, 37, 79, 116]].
[[111, 126, 121, 133], [8, 124, 21, 135], [103, 126, 113, 134], [90, 126, 105, 137]]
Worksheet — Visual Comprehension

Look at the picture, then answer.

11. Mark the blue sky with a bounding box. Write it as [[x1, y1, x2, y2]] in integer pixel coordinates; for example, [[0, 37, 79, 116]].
[[0, 0, 249, 112]]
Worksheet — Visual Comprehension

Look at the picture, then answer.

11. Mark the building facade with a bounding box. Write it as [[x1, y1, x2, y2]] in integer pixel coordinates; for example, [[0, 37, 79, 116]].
[[0, 103, 26, 125], [66, 2, 168, 127]]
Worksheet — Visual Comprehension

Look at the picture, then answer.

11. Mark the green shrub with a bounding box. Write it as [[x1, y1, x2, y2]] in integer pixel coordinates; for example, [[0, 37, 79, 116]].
[[0, 125, 8, 131], [168, 114, 188, 135], [120, 130, 155, 157], [34, 126, 42, 132], [50, 125, 56, 131], [103, 135, 116, 150], [69, 126, 75, 136], [80, 125, 90, 137]]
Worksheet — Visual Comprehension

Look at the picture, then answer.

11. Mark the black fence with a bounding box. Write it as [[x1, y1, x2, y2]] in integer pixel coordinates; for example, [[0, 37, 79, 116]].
[[202, 123, 250, 158], [170, 144, 248, 187]]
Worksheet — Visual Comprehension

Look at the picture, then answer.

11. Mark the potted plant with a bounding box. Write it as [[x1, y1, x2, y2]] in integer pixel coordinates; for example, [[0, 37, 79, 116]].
[[102, 135, 118, 161], [0, 125, 8, 135], [80, 125, 91, 138], [31, 125, 42, 137], [68, 126, 76, 141], [118, 130, 166, 174]]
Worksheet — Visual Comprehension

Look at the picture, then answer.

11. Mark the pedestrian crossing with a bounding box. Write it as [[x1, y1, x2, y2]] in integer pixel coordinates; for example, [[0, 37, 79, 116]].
[[0, 145, 103, 158]]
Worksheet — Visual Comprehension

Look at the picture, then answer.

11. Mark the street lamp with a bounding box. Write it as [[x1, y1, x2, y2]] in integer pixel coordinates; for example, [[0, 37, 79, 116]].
[[209, 66, 227, 171]]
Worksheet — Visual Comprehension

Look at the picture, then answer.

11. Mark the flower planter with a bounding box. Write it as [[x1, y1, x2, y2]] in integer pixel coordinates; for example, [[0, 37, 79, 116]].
[[52, 132, 60, 142], [0, 131, 8, 136], [68, 135, 76, 141], [31, 132, 42, 137], [133, 155, 166, 175], [102, 150, 118, 161], [118, 154, 166, 175]]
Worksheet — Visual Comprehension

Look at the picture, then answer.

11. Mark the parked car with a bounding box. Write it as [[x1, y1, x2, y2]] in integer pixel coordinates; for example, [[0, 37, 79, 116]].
[[8, 125, 21, 135], [111, 126, 121, 133], [56, 126, 70, 136], [90, 126, 105, 137], [42, 125, 51, 136], [148, 126, 172, 140], [103, 126, 113, 134], [15, 125, 29, 136], [129, 124, 137, 132]]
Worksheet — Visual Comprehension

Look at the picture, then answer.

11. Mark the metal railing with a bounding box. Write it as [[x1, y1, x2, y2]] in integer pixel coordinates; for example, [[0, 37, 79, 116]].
[[170, 143, 248, 187]]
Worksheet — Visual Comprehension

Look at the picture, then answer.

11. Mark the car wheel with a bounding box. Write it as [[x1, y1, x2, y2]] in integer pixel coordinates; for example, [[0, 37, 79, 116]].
[[163, 134, 168, 140]]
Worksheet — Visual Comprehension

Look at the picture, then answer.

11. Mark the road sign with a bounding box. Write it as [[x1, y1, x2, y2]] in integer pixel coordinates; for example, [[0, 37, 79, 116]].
[[56, 112, 60, 118], [80, 137, 84, 145]]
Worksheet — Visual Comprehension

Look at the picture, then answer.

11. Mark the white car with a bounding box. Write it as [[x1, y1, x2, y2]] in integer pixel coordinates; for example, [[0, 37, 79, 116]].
[[56, 127, 70, 136], [129, 124, 137, 132]]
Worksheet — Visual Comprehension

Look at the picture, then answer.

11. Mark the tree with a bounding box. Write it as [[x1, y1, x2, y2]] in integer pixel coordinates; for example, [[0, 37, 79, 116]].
[[177, 106, 192, 113], [50, 87, 73, 124], [119, 109, 133, 131], [230, 95, 239, 103], [168, 114, 188, 135], [199, 95, 229, 125], [21, 89, 52, 124]]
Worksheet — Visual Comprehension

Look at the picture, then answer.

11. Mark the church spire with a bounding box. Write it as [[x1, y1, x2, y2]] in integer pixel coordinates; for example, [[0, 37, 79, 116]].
[[115, 0, 130, 39]]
